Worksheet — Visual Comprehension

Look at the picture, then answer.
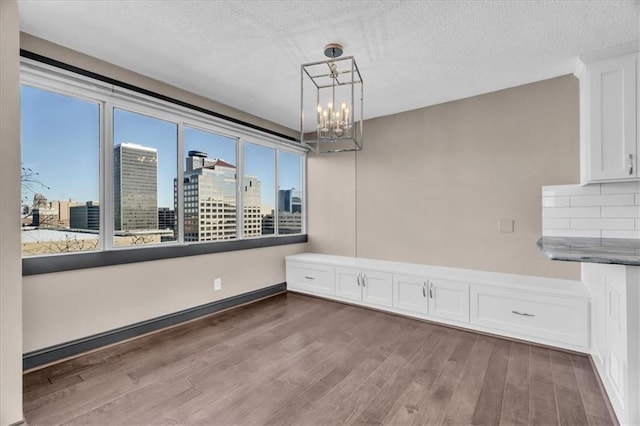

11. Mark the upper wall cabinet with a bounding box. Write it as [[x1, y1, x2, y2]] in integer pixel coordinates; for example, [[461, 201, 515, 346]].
[[576, 42, 639, 184]]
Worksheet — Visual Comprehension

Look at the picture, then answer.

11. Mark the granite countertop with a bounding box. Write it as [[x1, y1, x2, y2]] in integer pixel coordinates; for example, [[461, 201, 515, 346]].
[[537, 236, 640, 266]]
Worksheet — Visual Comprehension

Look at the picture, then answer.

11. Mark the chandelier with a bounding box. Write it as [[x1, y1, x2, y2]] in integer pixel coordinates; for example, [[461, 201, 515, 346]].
[[301, 43, 363, 153]]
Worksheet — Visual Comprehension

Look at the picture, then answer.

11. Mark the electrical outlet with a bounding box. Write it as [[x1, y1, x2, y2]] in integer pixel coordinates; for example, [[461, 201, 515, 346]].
[[214, 278, 222, 291]]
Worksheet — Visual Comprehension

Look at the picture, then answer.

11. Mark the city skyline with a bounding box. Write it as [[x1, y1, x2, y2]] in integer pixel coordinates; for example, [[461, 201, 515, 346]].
[[21, 85, 302, 210]]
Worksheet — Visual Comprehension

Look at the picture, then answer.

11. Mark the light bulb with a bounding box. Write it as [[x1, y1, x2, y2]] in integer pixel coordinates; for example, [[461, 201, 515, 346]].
[[341, 101, 347, 110]]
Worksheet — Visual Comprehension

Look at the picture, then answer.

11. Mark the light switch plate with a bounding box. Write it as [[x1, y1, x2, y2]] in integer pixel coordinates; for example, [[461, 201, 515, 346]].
[[499, 218, 514, 233]]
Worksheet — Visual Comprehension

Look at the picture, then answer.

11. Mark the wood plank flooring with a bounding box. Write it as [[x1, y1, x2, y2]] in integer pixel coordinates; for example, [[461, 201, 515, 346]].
[[23, 293, 615, 425]]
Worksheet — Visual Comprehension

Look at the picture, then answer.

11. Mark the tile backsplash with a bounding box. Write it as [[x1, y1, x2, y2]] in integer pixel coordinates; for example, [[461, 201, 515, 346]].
[[542, 182, 640, 239]]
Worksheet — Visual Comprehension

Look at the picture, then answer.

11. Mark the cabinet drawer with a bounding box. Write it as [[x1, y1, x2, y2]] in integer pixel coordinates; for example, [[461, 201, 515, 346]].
[[470, 286, 589, 347], [286, 262, 335, 296]]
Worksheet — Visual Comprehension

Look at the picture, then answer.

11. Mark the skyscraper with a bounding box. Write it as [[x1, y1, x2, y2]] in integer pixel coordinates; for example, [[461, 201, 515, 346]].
[[158, 207, 175, 230], [278, 189, 302, 214], [114, 143, 158, 231], [178, 151, 262, 241], [276, 188, 302, 234]]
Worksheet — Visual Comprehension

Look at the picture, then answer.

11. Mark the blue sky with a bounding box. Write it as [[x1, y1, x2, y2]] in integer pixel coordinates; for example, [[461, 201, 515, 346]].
[[21, 85, 301, 209], [21, 85, 100, 203]]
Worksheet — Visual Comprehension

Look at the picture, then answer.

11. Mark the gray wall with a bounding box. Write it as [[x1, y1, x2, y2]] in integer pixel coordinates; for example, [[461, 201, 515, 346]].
[[308, 75, 581, 280]]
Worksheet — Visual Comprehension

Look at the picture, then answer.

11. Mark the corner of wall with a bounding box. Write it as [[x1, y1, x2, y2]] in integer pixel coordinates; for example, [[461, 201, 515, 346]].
[[0, 1, 24, 425]]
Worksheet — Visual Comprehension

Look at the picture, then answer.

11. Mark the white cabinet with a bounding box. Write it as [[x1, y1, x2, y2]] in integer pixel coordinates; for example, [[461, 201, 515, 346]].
[[335, 267, 393, 308], [286, 261, 334, 296], [393, 274, 428, 315], [427, 278, 469, 323], [578, 47, 639, 184], [470, 285, 589, 347], [286, 254, 590, 353], [585, 263, 640, 426], [604, 266, 627, 405], [335, 267, 361, 301], [392, 275, 469, 323]]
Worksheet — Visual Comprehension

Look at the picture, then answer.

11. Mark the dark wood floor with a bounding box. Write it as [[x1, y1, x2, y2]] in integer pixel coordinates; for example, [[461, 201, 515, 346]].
[[23, 293, 614, 425]]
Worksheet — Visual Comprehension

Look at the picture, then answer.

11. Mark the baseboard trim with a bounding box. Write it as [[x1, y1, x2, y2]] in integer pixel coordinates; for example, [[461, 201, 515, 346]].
[[23, 282, 286, 371]]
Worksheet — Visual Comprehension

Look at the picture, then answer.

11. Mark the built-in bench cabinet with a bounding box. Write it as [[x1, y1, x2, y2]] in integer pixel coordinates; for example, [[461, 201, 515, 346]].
[[286, 253, 591, 353]]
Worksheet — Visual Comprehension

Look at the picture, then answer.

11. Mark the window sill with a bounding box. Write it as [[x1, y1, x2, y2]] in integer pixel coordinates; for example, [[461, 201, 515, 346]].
[[22, 234, 307, 276]]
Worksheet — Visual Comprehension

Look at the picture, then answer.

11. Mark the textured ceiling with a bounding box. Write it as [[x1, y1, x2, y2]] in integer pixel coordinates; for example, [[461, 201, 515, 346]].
[[18, 1, 640, 132]]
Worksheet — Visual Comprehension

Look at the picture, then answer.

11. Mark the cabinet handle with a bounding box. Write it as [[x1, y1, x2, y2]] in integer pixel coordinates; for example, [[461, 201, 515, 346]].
[[356, 273, 360, 286], [362, 273, 366, 287], [629, 153, 634, 176], [512, 310, 535, 317], [304, 276, 315, 280], [422, 282, 426, 298], [429, 281, 433, 299]]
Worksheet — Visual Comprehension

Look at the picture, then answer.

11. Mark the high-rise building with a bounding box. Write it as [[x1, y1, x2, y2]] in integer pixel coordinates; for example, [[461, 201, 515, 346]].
[[243, 175, 263, 236], [263, 212, 303, 235], [261, 211, 274, 235], [276, 188, 302, 234], [70, 201, 100, 230], [158, 207, 175, 230], [277, 212, 303, 234], [278, 189, 302, 214], [177, 151, 262, 242], [114, 143, 158, 231]]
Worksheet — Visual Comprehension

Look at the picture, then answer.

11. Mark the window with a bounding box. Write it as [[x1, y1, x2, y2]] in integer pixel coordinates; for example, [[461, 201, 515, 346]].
[[113, 108, 178, 246], [183, 126, 237, 242], [20, 85, 100, 256], [243, 143, 275, 236], [278, 151, 303, 235], [20, 59, 306, 266]]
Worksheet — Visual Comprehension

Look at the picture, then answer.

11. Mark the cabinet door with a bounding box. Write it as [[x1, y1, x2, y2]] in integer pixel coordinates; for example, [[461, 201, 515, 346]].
[[362, 271, 393, 308], [603, 265, 628, 405], [589, 264, 607, 367], [428, 278, 469, 323], [588, 53, 637, 181], [335, 267, 362, 302], [393, 274, 428, 314]]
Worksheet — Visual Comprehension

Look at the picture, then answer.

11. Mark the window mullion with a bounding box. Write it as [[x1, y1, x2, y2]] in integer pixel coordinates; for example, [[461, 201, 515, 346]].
[[237, 138, 244, 240], [177, 123, 185, 244], [274, 150, 279, 236], [302, 154, 307, 235], [102, 102, 115, 250]]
